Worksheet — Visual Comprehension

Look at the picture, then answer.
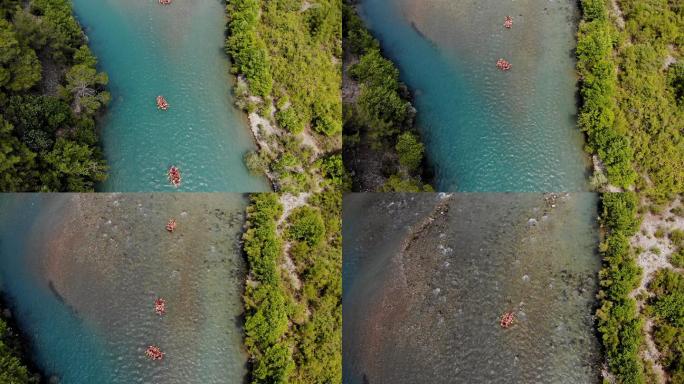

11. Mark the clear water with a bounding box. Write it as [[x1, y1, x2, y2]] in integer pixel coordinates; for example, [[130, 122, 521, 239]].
[[343, 193, 601, 383], [0, 194, 248, 383], [70, 0, 269, 192], [358, 0, 590, 191]]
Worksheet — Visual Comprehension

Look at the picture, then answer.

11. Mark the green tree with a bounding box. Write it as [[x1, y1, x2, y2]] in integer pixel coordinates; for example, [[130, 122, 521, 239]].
[[62, 64, 110, 114], [0, 116, 35, 191], [42, 138, 107, 191], [287, 206, 325, 247], [0, 19, 41, 92], [395, 131, 424, 171]]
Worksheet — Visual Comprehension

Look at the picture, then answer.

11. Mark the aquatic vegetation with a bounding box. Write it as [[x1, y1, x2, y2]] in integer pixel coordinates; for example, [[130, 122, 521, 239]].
[[342, 3, 432, 192], [0, 0, 109, 191], [242, 192, 341, 383]]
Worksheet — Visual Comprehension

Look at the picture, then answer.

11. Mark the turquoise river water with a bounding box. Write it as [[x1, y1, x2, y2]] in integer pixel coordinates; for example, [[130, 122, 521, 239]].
[[70, 0, 269, 192], [0, 194, 248, 383], [358, 0, 590, 191], [343, 193, 601, 383]]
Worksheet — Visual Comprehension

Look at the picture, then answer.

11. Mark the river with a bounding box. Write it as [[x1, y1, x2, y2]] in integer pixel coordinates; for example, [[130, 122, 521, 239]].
[[70, 0, 269, 192], [358, 0, 590, 191], [343, 193, 601, 383], [0, 193, 248, 383]]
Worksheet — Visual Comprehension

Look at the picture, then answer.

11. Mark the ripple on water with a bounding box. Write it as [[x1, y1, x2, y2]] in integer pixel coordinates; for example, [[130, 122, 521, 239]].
[[71, 0, 269, 192], [359, 0, 590, 192], [0, 194, 248, 383], [343, 193, 601, 383]]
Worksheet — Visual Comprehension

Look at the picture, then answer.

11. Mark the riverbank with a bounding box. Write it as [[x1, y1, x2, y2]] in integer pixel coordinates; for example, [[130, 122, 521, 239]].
[[342, 3, 433, 192], [0, 295, 43, 384], [225, 0, 345, 193], [579, 0, 683, 381], [0, 0, 109, 192], [242, 192, 341, 383]]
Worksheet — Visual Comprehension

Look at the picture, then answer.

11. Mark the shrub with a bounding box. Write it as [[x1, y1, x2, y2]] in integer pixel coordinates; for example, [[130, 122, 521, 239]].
[[275, 108, 304, 135], [244, 150, 267, 175], [395, 131, 424, 171], [287, 206, 325, 247]]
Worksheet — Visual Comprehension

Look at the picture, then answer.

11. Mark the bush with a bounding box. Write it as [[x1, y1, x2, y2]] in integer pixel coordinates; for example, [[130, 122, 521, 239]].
[[395, 131, 424, 171], [287, 206, 325, 247], [275, 108, 304, 134], [596, 192, 645, 383], [244, 150, 267, 175]]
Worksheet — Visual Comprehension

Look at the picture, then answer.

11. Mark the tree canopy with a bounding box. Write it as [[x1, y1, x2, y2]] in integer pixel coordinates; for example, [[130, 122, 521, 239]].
[[0, 0, 109, 191]]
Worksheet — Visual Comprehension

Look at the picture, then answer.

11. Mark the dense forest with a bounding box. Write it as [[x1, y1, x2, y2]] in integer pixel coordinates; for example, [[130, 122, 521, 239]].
[[341, 2, 432, 192], [225, 0, 346, 193], [578, 0, 683, 200], [242, 192, 341, 383], [226, 4, 345, 377], [0, 303, 38, 383], [580, 0, 683, 382], [596, 192, 645, 383], [0, 0, 109, 192]]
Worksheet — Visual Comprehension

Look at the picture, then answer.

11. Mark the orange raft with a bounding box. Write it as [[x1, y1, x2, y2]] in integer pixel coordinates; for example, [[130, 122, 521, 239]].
[[165, 218, 177, 232], [504, 16, 513, 29], [167, 166, 181, 187], [145, 345, 165, 360], [154, 298, 166, 316], [500, 311, 515, 328], [156, 95, 169, 110], [159, 0, 172, 5], [496, 58, 512, 71]]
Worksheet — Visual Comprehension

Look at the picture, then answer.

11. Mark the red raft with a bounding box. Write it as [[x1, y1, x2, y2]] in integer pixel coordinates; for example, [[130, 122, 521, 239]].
[[156, 95, 169, 110], [167, 166, 181, 187], [159, 0, 172, 5], [500, 311, 515, 329], [496, 58, 512, 71], [145, 345, 165, 360], [154, 298, 166, 316], [165, 218, 177, 232], [504, 16, 513, 29]]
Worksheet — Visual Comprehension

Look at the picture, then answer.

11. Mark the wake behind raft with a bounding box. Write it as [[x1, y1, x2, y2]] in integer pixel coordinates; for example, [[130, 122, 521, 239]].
[[167, 166, 181, 187]]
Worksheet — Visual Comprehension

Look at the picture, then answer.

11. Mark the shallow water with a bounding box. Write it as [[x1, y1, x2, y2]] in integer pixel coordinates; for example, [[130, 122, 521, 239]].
[[0, 194, 248, 383], [343, 193, 601, 383], [70, 0, 269, 192], [358, 0, 590, 191]]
